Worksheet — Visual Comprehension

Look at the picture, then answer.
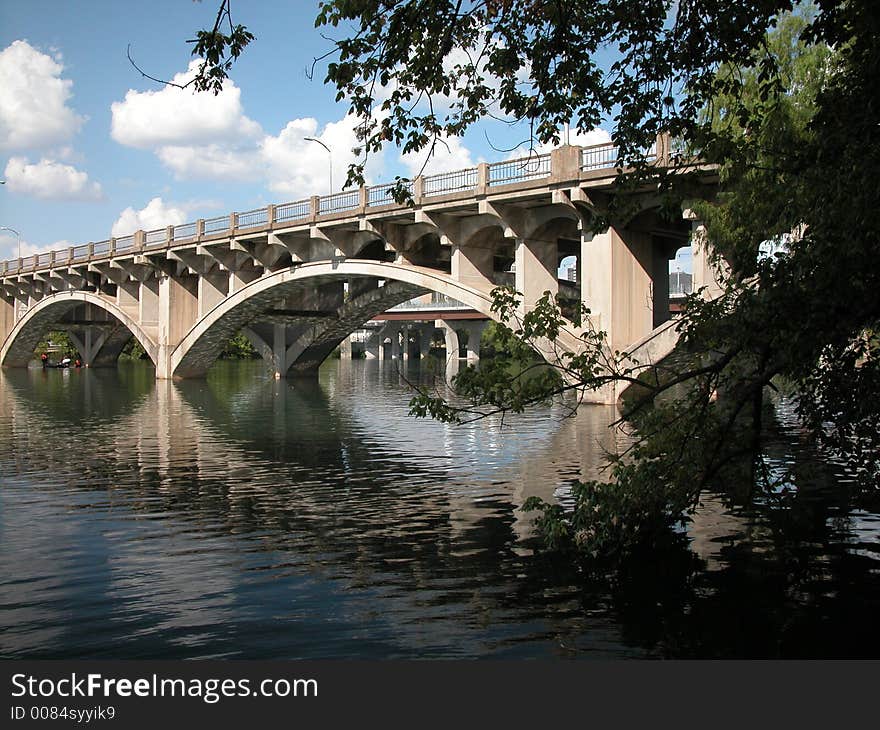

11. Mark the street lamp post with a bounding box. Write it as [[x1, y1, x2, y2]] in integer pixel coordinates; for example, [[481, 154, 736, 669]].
[[304, 137, 332, 195], [0, 225, 21, 261]]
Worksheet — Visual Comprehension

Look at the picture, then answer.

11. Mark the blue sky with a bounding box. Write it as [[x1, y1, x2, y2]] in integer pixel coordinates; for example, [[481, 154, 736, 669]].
[[0, 0, 691, 271]]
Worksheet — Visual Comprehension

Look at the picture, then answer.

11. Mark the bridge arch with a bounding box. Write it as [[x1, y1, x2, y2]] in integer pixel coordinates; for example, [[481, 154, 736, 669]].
[[0, 291, 159, 368], [170, 259, 582, 378]]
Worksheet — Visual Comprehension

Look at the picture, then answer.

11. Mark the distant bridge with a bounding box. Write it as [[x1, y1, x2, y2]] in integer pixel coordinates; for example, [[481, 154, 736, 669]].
[[0, 138, 718, 403]]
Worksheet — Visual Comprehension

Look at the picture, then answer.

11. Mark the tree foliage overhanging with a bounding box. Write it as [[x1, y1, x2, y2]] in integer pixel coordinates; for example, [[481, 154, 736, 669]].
[[189, 1, 880, 563]]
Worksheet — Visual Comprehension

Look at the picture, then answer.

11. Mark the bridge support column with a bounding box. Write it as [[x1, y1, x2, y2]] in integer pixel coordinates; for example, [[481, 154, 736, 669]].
[[199, 269, 229, 318], [688, 215, 726, 300], [455, 320, 488, 362], [436, 320, 458, 360], [419, 325, 434, 358], [139, 278, 159, 329], [514, 237, 558, 316], [156, 274, 199, 379], [116, 279, 140, 320], [67, 328, 109, 367], [451, 244, 495, 291], [581, 227, 655, 354], [0, 295, 14, 350]]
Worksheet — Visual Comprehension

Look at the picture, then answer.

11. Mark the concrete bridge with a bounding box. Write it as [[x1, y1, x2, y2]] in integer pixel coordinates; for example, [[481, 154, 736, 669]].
[[0, 139, 718, 403]]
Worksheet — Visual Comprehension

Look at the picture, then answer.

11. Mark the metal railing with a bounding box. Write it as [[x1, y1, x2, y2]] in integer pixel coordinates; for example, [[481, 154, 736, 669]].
[[581, 143, 619, 171], [237, 208, 268, 229], [423, 167, 478, 197], [488, 154, 551, 186], [366, 181, 412, 207], [145, 228, 167, 248], [115, 235, 135, 253], [71, 244, 90, 262], [389, 293, 471, 311], [203, 216, 230, 235], [93, 240, 111, 256], [173, 221, 197, 241], [275, 199, 309, 223], [319, 190, 359, 215]]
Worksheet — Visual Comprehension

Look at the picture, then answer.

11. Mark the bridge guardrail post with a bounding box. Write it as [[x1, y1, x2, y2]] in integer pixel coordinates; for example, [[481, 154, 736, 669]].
[[88, 243, 95, 260], [135, 230, 145, 251], [550, 145, 582, 184], [267, 204, 276, 228], [310, 195, 320, 221], [477, 163, 489, 195], [166, 225, 174, 246], [230, 213, 237, 233], [358, 185, 368, 214], [109, 238, 116, 256], [413, 176, 424, 205], [196, 219, 205, 240]]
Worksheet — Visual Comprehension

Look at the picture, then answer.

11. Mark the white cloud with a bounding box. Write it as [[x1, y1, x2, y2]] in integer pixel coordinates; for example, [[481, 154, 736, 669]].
[[261, 114, 372, 198], [111, 197, 190, 237], [400, 134, 477, 177], [0, 232, 68, 262], [4, 157, 102, 201], [110, 60, 262, 149], [543, 127, 612, 151], [0, 40, 85, 152], [157, 144, 263, 181]]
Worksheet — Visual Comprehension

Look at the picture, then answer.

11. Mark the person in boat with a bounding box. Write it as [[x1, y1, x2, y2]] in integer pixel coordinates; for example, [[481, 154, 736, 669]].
[[40, 352, 48, 368], [74, 358, 82, 368]]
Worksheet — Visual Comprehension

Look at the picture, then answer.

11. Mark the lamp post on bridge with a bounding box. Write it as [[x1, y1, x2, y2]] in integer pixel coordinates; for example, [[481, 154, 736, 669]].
[[0, 225, 21, 261], [304, 137, 332, 194]]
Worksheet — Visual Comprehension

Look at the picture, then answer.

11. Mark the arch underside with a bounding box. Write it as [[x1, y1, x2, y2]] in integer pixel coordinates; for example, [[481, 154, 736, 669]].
[[172, 260, 580, 378], [0, 293, 158, 368]]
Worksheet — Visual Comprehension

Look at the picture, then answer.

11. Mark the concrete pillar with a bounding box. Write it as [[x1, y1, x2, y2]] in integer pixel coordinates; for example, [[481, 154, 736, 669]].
[[0, 295, 15, 348], [199, 268, 229, 318], [401, 323, 410, 361], [139, 278, 160, 327], [156, 273, 199, 379], [339, 335, 352, 359], [68, 328, 109, 367], [689, 219, 725, 300], [436, 320, 459, 359], [419, 325, 434, 358], [229, 267, 262, 293], [390, 326, 400, 360], [514, 237, 558, 315], [451, 244, 495, 290], [377, 324, 387, 361], [580, 226, 654, 354], [116, 278, 140, 318], [457, 320, 488, 362], [272, 323, 287, 378], [364, 329, 379, 360]]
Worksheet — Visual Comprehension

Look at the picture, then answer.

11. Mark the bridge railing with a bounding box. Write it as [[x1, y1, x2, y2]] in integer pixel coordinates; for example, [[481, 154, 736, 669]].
[[274, 200, 310, 223], [144, 228, 167, 248], [319, 190, 360, 215], [203, 216, 230, 236], [173, 222, 198, 241], [423, 167, 478, 197], [488, 154, 551, 185], [237, 208, 268, 229], [0, 136, 678, 276]]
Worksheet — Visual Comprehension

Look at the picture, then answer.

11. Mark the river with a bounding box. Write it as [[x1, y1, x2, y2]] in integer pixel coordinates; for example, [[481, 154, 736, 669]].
[[1, 359, 878, 658]]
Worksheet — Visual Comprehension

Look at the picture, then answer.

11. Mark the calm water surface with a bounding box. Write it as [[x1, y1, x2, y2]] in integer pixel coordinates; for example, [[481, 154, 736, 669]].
[[1, 359, 878, 658]]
